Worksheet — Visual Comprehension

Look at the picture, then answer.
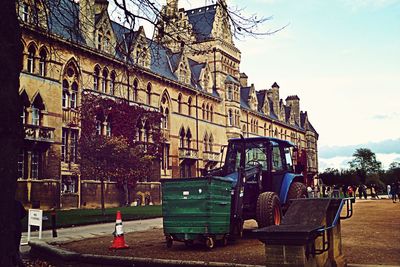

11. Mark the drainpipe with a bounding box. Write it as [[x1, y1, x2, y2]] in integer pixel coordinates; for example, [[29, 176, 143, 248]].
[[196, 93, 199, 176], [246, 112, 249, 137]]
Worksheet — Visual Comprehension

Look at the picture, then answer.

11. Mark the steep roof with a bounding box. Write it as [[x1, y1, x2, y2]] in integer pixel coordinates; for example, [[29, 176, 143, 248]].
[[186, 5, 217, 42], [47, 0, 85, 44]]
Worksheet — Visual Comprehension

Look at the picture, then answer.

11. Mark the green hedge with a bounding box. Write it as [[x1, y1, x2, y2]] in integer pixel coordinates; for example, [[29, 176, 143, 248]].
[[22, 205, 162, 231]]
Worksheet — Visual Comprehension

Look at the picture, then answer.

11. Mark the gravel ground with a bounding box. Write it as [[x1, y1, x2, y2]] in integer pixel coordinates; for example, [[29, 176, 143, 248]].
[[59, 199, 400, 266]]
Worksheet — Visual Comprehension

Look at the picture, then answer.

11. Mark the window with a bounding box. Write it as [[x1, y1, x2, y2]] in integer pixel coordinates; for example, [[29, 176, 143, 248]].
[[179, 128, 185, 148], [146, 83, 151, 105], [70, 130, 78, 162], [21, 3, 29, 22], [188, 97, 192, 116], [97, 33, 103, 50], [284, 147, 294, 171], [61, 129, 67, 162], [106, 120, 111, 136], [18, 150, 24, 178], [177, 93, 182, 113], [210, 106, 213, 122], [202, 103, 205, 119], [227, 85, 233, 100], [228, 109, 233, 126], [110, 72, 116, 95], [209, 135, 213, 152], [102, 69, 108, 93], [27, 45, 35, 73], [186, 129, 192, 149], [70, 82, 78, 108], [203, 134, 209, 152], [93, 66, 100, 91], [62, 80, 69, 108], [31, 151, 39, 179], [271, 142, 284, 171], [39, 49, 47, 76], [96, 120, 102, 135], [133, 79, 138, 101], [21, 107, 27, 124], [31, 106, 40, 125], [161, 144, 170, 170], [162, 108, 169, 129]]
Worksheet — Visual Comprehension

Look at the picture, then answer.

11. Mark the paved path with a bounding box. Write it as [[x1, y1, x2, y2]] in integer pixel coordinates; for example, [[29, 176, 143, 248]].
[[21, 217, 163, 253]]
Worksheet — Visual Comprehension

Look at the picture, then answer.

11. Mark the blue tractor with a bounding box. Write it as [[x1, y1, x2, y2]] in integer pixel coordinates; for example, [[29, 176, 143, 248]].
[[207, 136, 307, 236]]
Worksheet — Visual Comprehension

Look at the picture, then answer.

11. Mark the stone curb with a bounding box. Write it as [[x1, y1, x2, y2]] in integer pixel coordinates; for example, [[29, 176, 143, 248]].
[[29, 240, 264, 267]]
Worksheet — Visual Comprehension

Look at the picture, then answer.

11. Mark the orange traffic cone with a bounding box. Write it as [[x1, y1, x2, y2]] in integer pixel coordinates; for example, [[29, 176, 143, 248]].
[[109, 211, 129, 249]]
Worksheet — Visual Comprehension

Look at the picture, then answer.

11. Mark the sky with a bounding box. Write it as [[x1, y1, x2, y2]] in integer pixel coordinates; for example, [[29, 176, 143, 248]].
[[118, 0, 400, 170]]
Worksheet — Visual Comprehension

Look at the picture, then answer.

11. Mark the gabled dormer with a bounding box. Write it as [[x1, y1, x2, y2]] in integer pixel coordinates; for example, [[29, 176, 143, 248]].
[[94, 6, 116, 55], [199, 61, 213, 93], [248, 84, 258, 111], [131, 27, 151, 68], [168, 49, 191, 85], [18, 0, 48, 30], [256, 90, 270, 116]]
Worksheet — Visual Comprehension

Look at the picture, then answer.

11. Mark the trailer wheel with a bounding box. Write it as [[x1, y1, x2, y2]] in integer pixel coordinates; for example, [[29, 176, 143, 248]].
[[205, 237, 215, 249], [166, 236, 173, 248], [256, 192, 282, 228], [288, 182, 307, 200]]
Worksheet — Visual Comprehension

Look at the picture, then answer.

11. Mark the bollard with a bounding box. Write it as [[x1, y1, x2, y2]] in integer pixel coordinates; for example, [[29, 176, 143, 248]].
[[51, 208, 57, 238]]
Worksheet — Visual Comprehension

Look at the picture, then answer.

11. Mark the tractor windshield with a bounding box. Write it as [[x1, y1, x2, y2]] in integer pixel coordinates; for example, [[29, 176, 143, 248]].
[[225, 141, 268, 174]]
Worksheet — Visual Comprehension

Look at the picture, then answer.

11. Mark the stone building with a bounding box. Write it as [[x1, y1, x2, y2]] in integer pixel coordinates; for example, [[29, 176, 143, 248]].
[[16, 0, 318, 210]]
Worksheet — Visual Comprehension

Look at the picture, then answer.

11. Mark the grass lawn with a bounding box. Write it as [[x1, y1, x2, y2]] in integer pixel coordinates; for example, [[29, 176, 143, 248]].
[[22, 205, 161, 231]]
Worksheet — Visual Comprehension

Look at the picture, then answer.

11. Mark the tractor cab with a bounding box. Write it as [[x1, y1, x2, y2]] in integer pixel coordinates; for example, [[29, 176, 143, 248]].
[[220, 137, 305, 220]]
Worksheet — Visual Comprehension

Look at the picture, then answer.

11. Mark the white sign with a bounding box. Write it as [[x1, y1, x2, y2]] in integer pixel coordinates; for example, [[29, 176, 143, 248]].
[[27, 209, 43, 242]]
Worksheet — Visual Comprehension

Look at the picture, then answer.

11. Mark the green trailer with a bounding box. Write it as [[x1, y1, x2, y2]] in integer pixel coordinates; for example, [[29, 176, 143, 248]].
[[161, 176, 232, 249]]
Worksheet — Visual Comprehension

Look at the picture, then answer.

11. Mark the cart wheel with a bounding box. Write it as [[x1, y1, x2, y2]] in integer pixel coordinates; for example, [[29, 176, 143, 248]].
[[205, 237, 214, 249], [184, 240, 194, 247], [166, 237, 173, 248], [221, 235, 228, 246]]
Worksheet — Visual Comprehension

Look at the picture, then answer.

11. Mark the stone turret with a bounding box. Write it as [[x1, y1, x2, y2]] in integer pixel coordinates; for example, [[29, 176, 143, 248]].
[[166, 0, 178, 17], [286, 95, 300, 126]]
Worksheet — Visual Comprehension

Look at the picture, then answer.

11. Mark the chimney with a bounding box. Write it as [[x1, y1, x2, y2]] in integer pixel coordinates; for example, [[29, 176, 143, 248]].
[[270, 82, 280, 117], [240, 72, 248, 87], [286, 95, 300, 125]]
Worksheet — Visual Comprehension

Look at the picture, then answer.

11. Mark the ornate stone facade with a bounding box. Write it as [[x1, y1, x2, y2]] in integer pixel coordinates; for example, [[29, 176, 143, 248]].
[[16, 0, 318, 210]]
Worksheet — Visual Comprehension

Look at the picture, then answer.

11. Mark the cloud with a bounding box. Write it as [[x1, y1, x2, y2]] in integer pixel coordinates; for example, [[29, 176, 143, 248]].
[[319, 138, 400, 159], [341, 0, 400, 10], [319, 153, 400, 171], [372, 112, 400, 120]]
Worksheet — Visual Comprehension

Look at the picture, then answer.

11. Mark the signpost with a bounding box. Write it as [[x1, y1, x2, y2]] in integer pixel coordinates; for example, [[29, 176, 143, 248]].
[[27, 209, 43, 242]]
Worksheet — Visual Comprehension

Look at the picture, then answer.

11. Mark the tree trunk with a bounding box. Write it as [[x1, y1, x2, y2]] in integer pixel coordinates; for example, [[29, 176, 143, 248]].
[[0, 0, 23, 265], [100, 177, 105, 216]]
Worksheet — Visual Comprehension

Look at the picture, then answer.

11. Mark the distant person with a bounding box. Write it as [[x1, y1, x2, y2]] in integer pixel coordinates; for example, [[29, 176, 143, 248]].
[[307, 186, 313, 198], [347, 186, 354, 198], [342, 185, 348, 198], [390, 182, 397, 203], [322, 185, 327, 198], [387, 184, 391, 199], [332, 185, 340, 198], [371, 186, 379, 199], [13, 199, 27, 267]]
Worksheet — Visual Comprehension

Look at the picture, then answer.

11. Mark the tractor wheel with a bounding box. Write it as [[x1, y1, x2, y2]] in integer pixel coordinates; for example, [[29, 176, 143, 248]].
[[256, 192, 282, 228], [287, 182, 308, 200]]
